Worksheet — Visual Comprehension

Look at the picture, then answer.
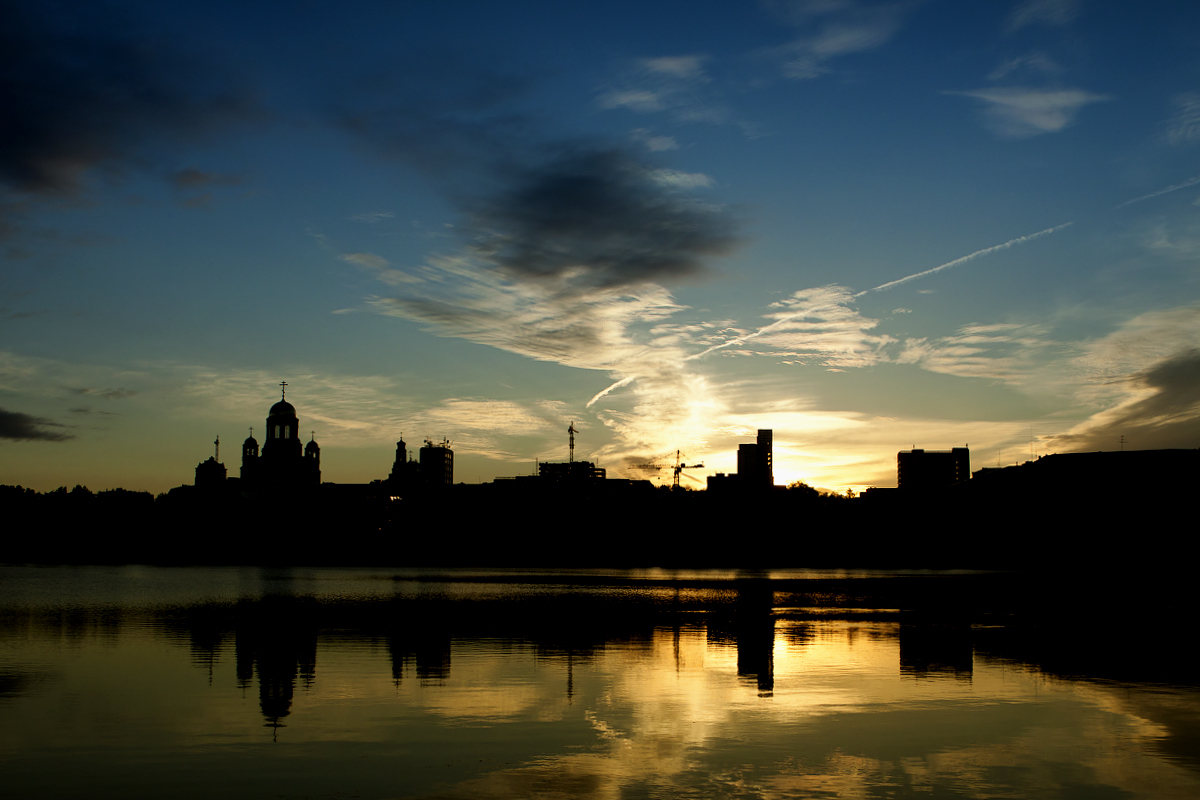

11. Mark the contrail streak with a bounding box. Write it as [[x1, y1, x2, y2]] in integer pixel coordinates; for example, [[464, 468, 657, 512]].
[[855, 221, 1074, 297], [683, 316, 798, 362], [1115, 175, 1200, 209], [586, 375, 637, 408], [585, 221, 1074, 407]]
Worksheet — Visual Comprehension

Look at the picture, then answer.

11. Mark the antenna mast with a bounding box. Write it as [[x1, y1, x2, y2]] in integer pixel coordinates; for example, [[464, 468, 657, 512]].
[[568, 422, 577, 463]]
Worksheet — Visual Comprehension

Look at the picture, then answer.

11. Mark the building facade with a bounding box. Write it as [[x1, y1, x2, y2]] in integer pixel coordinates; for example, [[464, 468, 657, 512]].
[[897, 447, 970, 490]]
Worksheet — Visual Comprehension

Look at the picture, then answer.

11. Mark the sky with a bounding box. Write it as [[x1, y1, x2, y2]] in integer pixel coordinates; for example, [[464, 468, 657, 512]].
[[4, 0, 1200, 494]]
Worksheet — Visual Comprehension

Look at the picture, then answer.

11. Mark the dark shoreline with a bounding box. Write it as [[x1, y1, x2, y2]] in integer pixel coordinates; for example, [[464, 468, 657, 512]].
[[5, 478, 1189, 571]]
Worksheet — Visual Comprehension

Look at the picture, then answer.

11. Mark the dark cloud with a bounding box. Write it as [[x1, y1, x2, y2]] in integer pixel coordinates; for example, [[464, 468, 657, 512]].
[[0, 408, 72, 441], [467, 150, 738, 288], [0, 1, 256, 196], [1049, 348, 1200, 451], [333, 54, 739, 291]]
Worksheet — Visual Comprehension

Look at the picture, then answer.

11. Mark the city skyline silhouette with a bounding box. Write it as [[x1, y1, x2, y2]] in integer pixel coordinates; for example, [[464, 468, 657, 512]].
[[5, 3, 1200, 497]]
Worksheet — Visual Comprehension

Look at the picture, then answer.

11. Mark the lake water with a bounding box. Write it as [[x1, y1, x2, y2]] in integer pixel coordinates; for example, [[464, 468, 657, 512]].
[[1, 565, 1197, 799]]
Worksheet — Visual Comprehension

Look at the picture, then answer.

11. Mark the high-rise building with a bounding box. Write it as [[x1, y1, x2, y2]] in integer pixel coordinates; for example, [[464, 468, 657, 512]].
[[897, 447, 969, 490], [711, 428, 776, 492], [419, 439, 454, 487]]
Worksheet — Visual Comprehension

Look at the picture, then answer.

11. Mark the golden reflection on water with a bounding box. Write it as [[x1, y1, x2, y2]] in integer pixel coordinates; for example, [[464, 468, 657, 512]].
[[2, 570, 1199, 799]]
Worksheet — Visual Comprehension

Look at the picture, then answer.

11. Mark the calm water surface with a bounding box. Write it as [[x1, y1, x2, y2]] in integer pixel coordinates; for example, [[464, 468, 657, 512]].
[[1, 565, 1196, 799]]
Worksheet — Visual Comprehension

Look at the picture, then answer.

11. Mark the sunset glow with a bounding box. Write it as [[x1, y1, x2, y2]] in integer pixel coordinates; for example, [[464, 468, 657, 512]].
[[4, 2, 1200, 493]]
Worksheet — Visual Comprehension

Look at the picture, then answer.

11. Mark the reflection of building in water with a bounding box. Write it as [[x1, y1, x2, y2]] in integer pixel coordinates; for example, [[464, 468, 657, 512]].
[[897, 447, 970, 490], [736, 618, 775, 695], [389, 632, 453, 686], [899, 623, 973, 681], [233, 597, 318, 737], [416, 635, 452, 684], [708, 429, 776, 493], [708, 581, 776, 695]]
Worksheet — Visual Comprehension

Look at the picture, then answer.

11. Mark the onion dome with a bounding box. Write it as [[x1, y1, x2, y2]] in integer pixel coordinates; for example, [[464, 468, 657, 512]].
[[269, 399, 296, 417]]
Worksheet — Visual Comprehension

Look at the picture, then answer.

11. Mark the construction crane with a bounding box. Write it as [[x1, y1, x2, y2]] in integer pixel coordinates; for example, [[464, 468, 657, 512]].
[[633, 450, 704, 489]]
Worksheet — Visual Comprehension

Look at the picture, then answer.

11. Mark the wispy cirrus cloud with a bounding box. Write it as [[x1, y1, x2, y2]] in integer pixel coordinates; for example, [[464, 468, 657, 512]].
[[765, 0, 908, 80], [1006, 0, 1081, 32], [949, 88, 1109, 138], [164, 363, 569, 463], [897, 322, 1058, 383], [1072, 305, 1200, 391], [70, 386, 136, 400], [1036, 305, 1200, 452], [357, 146, 738, 467], [599, 54, 729, 125], [340, 252, 422, 285], [1049, 347, 1200, 452], [988, 53, 1062, 81], [1164, 93, 1200, 146], [370, 259, 687, 371], [630, 129, 679, 152], [752, 286, 894, 369], [349, 211, 395, 223]]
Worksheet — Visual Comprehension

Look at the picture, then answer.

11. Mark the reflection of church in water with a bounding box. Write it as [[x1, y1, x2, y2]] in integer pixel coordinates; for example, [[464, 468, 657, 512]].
[[239, 382, 321, 492]]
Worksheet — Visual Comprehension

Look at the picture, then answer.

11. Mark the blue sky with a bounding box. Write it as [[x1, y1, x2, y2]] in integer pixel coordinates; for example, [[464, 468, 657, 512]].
[[5, 0, 1200, 492]]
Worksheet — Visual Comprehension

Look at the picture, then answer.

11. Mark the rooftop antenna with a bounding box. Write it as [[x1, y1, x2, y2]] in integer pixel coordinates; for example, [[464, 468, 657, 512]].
[[214, 435, 220, 462], [568, 422, 577, 463]]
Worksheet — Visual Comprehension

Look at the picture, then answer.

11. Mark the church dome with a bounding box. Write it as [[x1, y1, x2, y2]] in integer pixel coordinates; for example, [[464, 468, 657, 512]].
[[244, 434, 258, 448], [269, 399, 296, 417]]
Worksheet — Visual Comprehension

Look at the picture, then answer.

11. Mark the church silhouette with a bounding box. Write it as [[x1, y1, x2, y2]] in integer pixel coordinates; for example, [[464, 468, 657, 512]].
[[196, 382, 321, 495], [239, 382, 321, 492]]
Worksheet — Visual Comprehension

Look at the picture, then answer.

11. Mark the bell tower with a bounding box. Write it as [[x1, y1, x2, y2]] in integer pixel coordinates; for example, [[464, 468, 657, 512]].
[[263, 381, 302, 461]]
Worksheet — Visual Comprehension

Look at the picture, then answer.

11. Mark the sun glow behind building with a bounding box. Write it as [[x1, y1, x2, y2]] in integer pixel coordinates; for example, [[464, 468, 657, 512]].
[[3, 2, 1200, 495]]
